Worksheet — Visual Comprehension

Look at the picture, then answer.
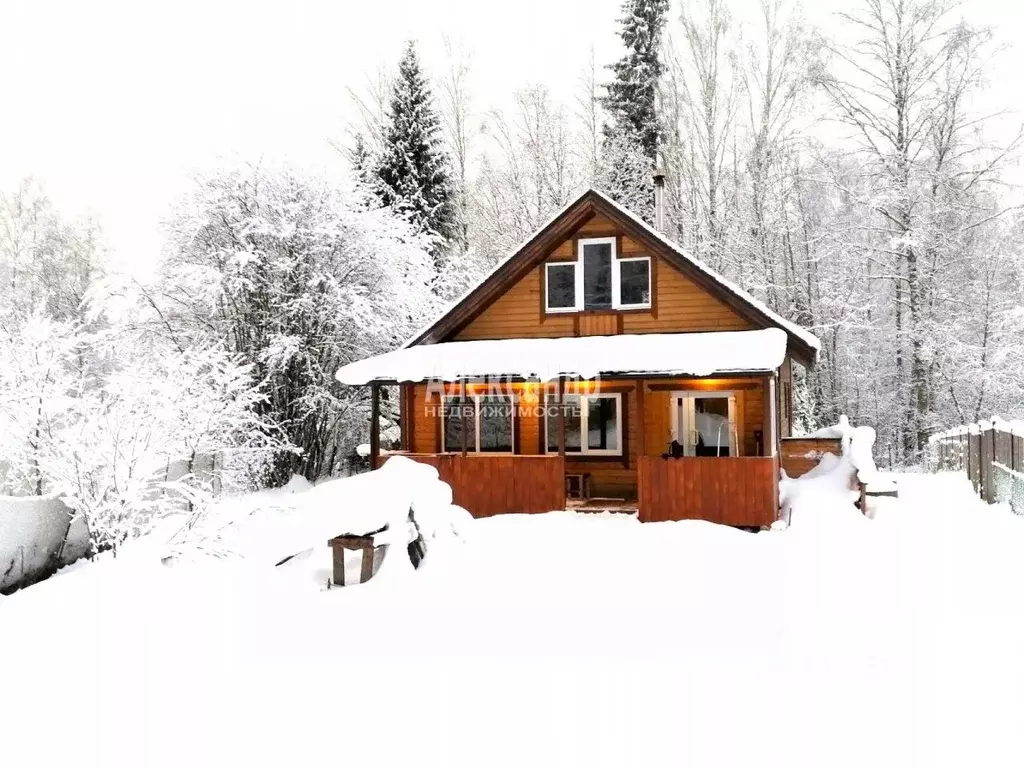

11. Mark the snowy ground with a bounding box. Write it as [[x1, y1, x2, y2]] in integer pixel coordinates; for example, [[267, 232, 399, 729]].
[[2, 467, 1024, 767]]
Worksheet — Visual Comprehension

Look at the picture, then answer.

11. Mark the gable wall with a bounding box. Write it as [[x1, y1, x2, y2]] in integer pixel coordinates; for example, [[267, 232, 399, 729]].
[[453, 215, 752, 342]]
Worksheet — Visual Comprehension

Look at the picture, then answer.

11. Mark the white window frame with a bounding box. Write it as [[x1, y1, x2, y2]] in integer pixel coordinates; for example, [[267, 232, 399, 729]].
[[544, 392, 623, 456], [441, 394, 516, 454], [543, 239, 652, 314], [669, 390, 738, 457], [613, 256, 652, 310], [577, 237, 617, 311], [544, 261, 579, 313]]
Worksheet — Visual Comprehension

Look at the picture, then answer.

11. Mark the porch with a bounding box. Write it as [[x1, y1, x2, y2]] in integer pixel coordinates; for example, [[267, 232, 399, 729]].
[[337, 330, 787, 529], [381, 452, 779, 527]]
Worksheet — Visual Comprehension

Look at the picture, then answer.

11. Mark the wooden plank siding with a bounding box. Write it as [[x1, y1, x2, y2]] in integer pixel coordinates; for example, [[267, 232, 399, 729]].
[[638, 456, 780, 527], [405, 377, 769, 500], [391, 454, 564, 517], [455, 219, 752, 342], [780, 437, 843, 479]]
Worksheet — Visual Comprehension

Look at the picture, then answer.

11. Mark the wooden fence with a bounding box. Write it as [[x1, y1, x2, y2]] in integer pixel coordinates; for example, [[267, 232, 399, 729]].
[[930, 424, 1024, 508], [637, 456, 780, 528], [396, 454, 565, 518]]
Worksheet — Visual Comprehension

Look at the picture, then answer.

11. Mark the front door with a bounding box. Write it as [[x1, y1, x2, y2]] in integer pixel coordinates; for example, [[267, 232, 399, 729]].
[[671, 391, 737, 457]]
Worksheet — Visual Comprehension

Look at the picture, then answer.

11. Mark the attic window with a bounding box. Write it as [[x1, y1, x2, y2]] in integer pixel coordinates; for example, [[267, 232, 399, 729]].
[[581, 239, 613, 310], [544, 238, 652, 314], [545, 263, 576, 313]]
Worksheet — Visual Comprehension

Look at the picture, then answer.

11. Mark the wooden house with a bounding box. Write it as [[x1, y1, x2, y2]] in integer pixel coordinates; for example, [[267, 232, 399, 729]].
[[336, 188, 819, 527]]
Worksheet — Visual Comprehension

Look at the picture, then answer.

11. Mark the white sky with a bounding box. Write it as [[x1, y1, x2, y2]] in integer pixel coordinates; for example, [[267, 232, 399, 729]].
[[0, 0, 1021, 273]]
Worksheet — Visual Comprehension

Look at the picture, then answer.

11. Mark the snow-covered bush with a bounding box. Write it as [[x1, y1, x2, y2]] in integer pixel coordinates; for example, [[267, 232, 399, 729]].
[[0, 314, 285, 554]]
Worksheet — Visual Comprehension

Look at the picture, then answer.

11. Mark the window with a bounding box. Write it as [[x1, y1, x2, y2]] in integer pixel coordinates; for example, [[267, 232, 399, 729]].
[[545, 393, 622, 456], [442, 394, 515, 453], [545, 262, 577, 313], [543, 239, 652, 313], [615, 257, 651, 309], [581, 239, 613, 310]]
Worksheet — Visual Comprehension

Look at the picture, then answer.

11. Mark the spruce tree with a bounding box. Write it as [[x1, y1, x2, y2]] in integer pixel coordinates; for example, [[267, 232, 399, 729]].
[[349, 133, 377, 191], [599, 0, 670, 220], [603, 0, 670, 158], [376, 41, 456, 255]]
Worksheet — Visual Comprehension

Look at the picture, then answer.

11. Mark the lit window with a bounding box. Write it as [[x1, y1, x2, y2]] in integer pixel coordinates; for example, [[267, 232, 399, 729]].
[[545, 393, 622, 456]]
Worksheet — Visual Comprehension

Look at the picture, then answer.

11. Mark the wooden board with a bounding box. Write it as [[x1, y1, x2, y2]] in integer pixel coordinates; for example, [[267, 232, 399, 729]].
[[780, 437, 843, 479], [637, 456, 779, 528], [394, 454, 565, 518]]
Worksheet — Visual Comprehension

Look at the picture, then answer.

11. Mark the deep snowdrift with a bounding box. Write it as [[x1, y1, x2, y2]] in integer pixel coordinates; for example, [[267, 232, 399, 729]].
[[2, 468, 1023, 768]]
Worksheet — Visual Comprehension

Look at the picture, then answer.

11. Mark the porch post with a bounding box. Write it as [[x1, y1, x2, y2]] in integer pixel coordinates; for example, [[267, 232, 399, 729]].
[[556, 375, 566, 457], [460, 377, 468, 457], [369, 382, 380, 470], [635, 379, 645, 458]]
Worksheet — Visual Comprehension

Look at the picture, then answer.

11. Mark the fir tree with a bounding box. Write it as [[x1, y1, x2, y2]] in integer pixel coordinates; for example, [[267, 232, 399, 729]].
[[598, 0, 670, 221], [349, 133, 378, 193], [376, 41, 456, 257], [603, 0, 670, 158]]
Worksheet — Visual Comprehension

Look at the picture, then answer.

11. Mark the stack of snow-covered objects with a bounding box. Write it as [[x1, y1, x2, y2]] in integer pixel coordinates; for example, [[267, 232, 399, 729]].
[[197, 456, 474, 587], [779, 416, 894, 528]]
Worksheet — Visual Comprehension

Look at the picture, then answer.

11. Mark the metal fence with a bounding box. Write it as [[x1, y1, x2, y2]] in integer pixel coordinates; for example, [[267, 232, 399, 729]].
[[929, 422, 1024, 512]]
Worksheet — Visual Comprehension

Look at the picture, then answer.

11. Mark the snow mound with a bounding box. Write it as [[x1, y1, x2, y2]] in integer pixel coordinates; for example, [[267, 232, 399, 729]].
[[0, 494, 90, 592]]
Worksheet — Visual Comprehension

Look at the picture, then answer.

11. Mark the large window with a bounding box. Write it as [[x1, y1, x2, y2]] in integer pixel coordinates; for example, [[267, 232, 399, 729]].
[[442, 395, 514, 453], [545, 393, 622, 456], [543, 238, 651, 313]]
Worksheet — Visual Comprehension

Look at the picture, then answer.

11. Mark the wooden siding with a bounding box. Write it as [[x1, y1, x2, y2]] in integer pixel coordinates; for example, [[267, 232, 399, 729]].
[[454, 218, 751, 342], [638, 456, 780, 527], [406, 377, 770, 499], [393, 454, 564, 517], [780, 437, 842, 479]]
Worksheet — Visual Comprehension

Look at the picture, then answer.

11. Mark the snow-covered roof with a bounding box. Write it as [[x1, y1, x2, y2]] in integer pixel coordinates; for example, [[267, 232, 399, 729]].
[[337, 328, 788, 385], [403, 188, 820, 360]]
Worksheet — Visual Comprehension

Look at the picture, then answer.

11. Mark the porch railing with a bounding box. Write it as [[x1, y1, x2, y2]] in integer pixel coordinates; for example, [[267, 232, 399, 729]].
[[637, 456, 780, 528], [394, 453, 565, 518]]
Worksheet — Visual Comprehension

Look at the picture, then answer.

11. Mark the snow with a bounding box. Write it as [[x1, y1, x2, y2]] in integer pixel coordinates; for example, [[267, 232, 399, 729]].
[[336, 327, 788, 385], [4, 462, 1024, 766], [0, 493, 90, 591]]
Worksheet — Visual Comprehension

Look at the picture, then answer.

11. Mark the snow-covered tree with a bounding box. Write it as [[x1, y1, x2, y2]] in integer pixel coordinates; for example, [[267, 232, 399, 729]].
[[158, 162, 439, 481], [0, 178, 105, 323], [470, 86, 588, 266], [599, 0, 670, 220], [603, 0, 671, 159], [376, 41, 458, 261]]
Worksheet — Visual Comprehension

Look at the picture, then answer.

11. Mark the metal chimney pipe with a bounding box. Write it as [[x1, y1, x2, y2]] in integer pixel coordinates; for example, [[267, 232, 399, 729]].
[[653, 168, 666, 233]]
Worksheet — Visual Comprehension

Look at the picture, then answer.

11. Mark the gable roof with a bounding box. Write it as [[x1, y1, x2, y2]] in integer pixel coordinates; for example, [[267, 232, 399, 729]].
[[406, 188, 820, 368]]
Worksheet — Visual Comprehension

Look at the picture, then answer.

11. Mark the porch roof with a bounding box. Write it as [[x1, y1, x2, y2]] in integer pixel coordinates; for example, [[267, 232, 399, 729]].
[[336, 328, 788, 385]]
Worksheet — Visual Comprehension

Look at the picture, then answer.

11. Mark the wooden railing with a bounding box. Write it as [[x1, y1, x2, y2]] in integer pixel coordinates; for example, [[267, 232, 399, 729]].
[[393, 454, 565, 518], [637, 456, 780, 528], [780, 437, 842, 479]]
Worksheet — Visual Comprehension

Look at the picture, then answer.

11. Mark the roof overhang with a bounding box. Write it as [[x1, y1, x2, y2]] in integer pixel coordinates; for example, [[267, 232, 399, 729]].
[[336, 329, 788, 386]]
